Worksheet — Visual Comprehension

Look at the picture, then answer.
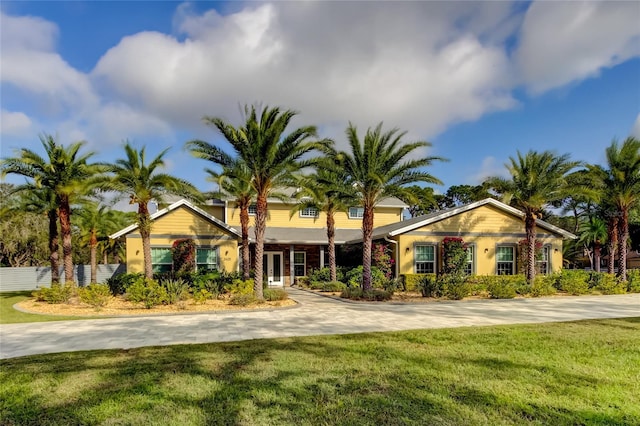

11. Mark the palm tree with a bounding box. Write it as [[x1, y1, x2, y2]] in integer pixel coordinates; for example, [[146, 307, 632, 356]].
[[485, 150, 581, 284], [333, 123, 444, 291], [292, 163, 352, 282], [579, 217, 607, 272], [602, 137, 640, 281], [187, 105, 323, 299], [207, 160, 255, 280], [0, 135, 105, 282], [99, 210, 136, 264], [108, 143, 202, 279], [75, 202, 121, 283]]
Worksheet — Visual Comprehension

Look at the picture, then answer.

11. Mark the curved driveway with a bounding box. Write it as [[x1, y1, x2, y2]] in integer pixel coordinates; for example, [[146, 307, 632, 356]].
[[1, 288, 638, 359]]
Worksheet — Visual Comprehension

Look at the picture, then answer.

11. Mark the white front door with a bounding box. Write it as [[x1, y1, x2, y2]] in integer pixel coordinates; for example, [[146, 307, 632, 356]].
[[263, 251, 284, 287]]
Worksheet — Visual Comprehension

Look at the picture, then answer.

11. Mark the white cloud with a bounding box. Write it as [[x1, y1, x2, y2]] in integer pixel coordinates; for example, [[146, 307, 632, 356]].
[[467, 156, 509, 184], [516, 1, 640, 94], [632, 114, 640, 139], [0, 109, 33, 137], [93, 2, 518, 143]]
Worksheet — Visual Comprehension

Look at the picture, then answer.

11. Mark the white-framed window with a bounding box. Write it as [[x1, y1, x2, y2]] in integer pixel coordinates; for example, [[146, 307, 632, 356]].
[[464, 245, 475, 275], [537, 245, 551, 275], [293, 251, 306, 276], [300, 207, 319, 218], [348, 207, 364, 219], [196, 248, 218, 271], [496, 245, 515, 275], [151, 247, 172, 273], [415, 244, 436, 274], [248, 204, 257, 215]]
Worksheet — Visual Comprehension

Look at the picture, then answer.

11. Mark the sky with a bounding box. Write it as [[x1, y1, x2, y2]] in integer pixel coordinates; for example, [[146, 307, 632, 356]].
[[1, 1, 639, 202]]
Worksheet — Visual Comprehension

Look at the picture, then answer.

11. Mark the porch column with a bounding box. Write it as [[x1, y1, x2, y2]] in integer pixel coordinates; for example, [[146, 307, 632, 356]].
[[289, 245, 295, 286], [320, 246, 325, 269]]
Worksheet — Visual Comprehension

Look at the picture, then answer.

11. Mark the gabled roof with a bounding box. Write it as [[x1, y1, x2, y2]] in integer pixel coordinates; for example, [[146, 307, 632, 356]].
[[348, 198, 577, 243], [109, 199, 241, 239]]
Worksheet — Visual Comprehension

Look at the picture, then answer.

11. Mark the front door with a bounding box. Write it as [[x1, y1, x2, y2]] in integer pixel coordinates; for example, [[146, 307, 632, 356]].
[[263, 251, 284, 287]]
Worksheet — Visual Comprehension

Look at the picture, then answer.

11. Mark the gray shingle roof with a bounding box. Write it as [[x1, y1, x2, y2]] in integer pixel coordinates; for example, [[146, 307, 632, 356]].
[[232, 226, 362, 245]]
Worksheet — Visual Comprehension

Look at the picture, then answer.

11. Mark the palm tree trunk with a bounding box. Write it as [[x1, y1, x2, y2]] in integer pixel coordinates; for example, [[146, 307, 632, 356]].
[[103, 249, 108, 265], [240, 204, 251, 280], [58, 195, 74, 283], [48, 209, 60, 284], [90, 229, 98, 284], [362, 205, 374, 291], [253, 192, 267, 299], [593, 241, 601, 273], [525, 213, 537, 285], [327, 211, 336, 282], [138, 203, 153, 279], [607, 216, 618, 274], [617, 209, 628, 282]]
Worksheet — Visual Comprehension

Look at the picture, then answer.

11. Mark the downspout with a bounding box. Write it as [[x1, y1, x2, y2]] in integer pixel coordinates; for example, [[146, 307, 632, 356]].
[[384, 236, 399, 278]]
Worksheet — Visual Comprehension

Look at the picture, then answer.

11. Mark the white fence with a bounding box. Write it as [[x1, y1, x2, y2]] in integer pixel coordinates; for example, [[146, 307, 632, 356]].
[[0, 264, 125, 292]]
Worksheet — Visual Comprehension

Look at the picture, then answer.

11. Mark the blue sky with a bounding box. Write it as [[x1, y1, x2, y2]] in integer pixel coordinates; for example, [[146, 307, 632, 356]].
[[2, 1, 639, 198]]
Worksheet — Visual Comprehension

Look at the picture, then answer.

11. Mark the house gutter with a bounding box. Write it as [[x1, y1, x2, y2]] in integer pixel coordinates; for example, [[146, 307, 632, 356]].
[[384, 236, 399, 278]]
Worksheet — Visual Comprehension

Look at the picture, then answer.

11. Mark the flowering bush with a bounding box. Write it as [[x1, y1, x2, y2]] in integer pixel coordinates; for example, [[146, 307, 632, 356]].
[[372, 243, 395, 280], [441, 237, 468, 275], [172, 238, 195, 274]]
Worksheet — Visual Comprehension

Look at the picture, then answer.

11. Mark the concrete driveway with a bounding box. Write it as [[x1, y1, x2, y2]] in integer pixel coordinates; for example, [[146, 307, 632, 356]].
[[1, 288, 638, 359]]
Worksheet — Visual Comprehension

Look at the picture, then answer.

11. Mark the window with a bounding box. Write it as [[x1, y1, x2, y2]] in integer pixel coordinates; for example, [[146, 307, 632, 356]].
[[415, 245, 436, 274], [300, 207, 319, 218], [496, 246, 515, 275], [464, 245, 474, 275], [248, 204, 257, 215], [348, 207, 364, 219], [196, 248, 218, 271], [151, 247, 172, 273], [537, 245, 550, 275], [293, 252, 306, 276]]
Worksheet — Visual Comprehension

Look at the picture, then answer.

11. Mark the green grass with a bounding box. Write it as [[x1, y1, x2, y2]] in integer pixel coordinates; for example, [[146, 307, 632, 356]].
[[0, 291, 97, 324], [1, 319, 639, 425]]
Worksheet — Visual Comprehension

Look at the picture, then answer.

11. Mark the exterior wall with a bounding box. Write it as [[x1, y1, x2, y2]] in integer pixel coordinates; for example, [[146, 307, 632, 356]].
[[394, 205, 564, 275], [125, 206, 239, 274], [0, 264, 125, 291], [225, 202, 403, 229], [200, 205, 225, 222], [252, 244, 323, 286]]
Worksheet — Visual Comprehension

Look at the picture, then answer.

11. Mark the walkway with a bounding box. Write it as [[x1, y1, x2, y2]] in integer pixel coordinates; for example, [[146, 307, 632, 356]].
[[1, 289, 638, 359]]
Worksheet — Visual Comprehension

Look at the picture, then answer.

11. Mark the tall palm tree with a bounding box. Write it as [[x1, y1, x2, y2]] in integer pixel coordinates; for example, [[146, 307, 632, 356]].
[[75, 202, 121, 283], [485, 150, 581, 284], [108, 143, 202, 279], [333, 123, 444, 291], [579, 217, 607, 272], [207, 160, 255, 280], [292, 162, 352, 282], [602, 137, 640, 281], [1, 135, 105, 282], [187, 105, 323, 299], [99, 210, 136, 264]]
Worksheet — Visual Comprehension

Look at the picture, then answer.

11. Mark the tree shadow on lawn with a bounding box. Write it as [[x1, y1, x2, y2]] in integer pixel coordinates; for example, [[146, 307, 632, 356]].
[[2, 321, 639, 425]]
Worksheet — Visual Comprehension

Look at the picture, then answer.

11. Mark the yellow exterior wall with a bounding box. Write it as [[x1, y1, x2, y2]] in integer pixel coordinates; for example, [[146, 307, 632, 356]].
[[225, 202, 403, 229], [394, 205, 565, 275], [125, 206, 239, 273]]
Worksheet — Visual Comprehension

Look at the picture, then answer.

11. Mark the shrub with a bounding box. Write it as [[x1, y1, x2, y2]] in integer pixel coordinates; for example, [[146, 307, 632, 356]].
[[162, 278, 191, 304], [440, 274, 471, 300], [192, 289, 212, 304], [372, 243, 394, 280], [225, 279, 254, 296], [340, 288, 393, 301], [557, 270, 590, 295], [229, 293, 258, 306], [105, 273, 143, 296], [172, 238, 195, 274], [626, 270, 640, 293], [78, 284, 112, 309], [401, 274, 428, 292], [591, 273, 626, 295], [441, 237, 468, 275], [33, 282, 76, 304], [487, 278, 517, 299], [416, 274, 440, 297], [307, 267, 346, 284], [531, 275, 557, 297], [295, 276, 310, 288], [463, 276, 489, 296], [345, 265, 386, 289], [263, 288, 288, 301], [126, 278, 168, 309], [323, 281, 347, 292]]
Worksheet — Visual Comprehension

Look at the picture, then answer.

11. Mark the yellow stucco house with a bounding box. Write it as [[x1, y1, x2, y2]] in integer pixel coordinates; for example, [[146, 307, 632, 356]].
[[110, 196, 576, 286]]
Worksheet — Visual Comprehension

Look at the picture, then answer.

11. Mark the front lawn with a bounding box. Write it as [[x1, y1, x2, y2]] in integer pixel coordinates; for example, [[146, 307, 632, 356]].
[[0, 291, 97, 324], [2, 318, 639, 425]]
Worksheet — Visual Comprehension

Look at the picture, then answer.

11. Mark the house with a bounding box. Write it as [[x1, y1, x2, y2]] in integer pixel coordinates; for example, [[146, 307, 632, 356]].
[[110, 197, 577, 285]]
